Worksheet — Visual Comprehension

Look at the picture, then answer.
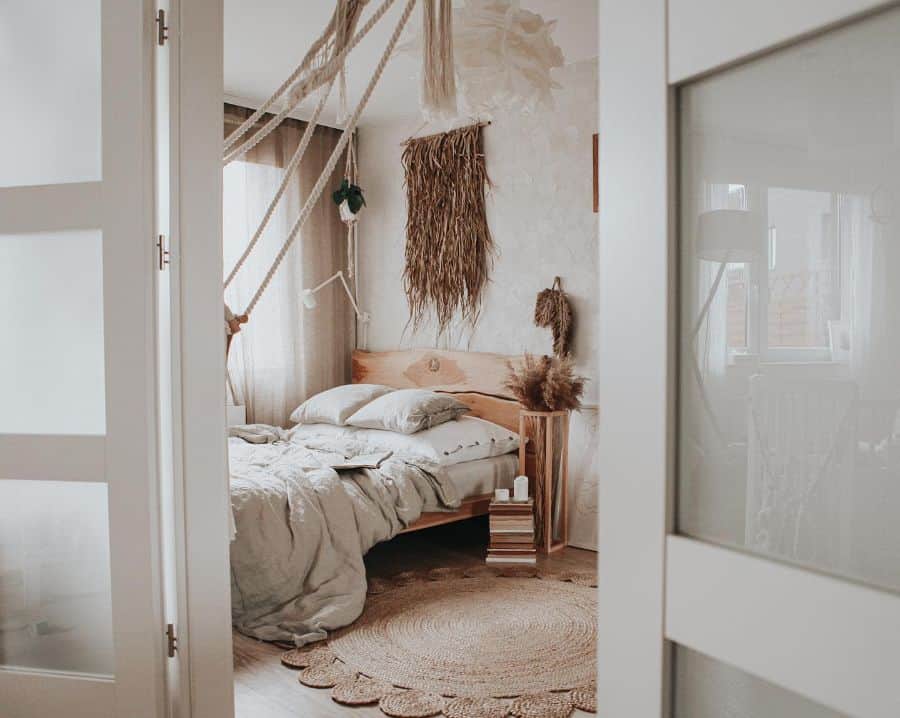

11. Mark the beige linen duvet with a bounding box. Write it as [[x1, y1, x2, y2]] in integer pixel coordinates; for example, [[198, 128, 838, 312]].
[[228, 428, 460, 645]]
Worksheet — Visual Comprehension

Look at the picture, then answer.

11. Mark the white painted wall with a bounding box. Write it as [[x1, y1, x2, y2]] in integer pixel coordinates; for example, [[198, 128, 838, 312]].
[[357, 59, 599, 549]]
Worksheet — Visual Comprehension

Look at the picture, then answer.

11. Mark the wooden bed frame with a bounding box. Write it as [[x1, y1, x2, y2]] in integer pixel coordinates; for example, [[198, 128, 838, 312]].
[[352, 349, 525, 533]]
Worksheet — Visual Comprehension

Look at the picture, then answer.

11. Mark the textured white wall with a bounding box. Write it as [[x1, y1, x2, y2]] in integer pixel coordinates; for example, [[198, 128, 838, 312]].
[[357, 59, 599, 549]]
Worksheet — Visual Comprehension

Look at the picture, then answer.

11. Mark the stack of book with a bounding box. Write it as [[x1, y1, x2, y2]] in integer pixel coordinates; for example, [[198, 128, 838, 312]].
[[487, 499, 536, 565]]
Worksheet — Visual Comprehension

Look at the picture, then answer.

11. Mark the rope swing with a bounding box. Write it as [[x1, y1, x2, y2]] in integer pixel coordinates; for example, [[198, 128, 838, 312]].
[[224, 0, 457, 355]]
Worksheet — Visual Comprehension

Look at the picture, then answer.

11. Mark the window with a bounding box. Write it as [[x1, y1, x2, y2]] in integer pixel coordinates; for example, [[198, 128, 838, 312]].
[[761, 187, 845, 362], [701, 183, 851, 364]]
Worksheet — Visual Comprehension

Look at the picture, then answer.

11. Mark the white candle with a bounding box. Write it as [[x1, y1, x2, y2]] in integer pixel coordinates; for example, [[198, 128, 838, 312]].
[[494, 488, 510, 502], [513, 475, 529, 501]]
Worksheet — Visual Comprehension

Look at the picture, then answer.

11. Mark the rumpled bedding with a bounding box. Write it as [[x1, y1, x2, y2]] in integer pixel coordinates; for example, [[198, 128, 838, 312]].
[[228, 426, 461, 645]]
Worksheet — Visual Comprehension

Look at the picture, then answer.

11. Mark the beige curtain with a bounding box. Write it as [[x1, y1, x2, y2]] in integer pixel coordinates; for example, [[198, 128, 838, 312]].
[[223, 104, 353, 426]]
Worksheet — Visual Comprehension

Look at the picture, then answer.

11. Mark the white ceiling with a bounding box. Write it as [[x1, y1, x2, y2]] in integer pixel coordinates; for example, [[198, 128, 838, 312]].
[[224, 0, 599, 127]]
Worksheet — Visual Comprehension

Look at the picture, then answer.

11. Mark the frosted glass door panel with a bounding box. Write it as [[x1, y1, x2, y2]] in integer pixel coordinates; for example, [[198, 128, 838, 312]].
[[0, 480, 114, 676], [0, 0, 101, 188], [0, 231, 106, 434], [678, 6, 900, 593], [674, 647, 848, 718]]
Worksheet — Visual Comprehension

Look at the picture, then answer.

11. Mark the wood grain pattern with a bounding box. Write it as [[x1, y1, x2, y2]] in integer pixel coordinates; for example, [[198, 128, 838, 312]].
[[233, 522, 597, 718], [400, 494, 493, 534], [352, 350, 525, 432], [352, 349, 522, 397], [351, 350, 526, 532], [519, 411, 570, 553], [451, 392, 522, 433]]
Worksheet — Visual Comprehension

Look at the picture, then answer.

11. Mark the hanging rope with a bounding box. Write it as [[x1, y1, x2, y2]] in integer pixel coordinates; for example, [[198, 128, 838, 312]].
[[223, 0, 398, 165], [241, 0, 418, 318], [223, 10, 337, 153], [223, 0, 364, 154], [223, 79, 335, 289]]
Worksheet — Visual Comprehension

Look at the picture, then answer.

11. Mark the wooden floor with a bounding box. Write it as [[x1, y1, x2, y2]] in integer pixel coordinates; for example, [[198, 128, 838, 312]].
[[233, 516, 597, 717]]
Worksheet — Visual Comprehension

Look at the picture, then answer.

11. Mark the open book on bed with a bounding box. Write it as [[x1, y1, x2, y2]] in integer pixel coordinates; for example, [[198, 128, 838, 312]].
[[327, 450, 393, 471]]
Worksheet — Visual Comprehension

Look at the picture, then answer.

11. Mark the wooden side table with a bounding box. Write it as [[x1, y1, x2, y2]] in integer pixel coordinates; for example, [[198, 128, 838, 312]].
[[518, 410, 569, 553]]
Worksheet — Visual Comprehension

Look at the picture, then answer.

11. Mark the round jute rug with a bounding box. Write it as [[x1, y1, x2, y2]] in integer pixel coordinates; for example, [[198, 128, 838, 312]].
[[283, 569, 598, 717], [330, 573, 596, 697]]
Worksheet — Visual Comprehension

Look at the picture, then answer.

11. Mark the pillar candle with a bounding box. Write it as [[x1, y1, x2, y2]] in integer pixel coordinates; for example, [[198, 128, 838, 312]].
[[513, 475, 529, 501]]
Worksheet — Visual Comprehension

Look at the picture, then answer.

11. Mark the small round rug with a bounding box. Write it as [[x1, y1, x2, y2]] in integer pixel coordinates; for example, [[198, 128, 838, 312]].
[[328, 573, 596, 698]]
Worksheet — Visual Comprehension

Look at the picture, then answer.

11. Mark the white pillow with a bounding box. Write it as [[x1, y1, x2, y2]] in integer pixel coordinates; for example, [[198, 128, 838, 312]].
[[346, 388, 469, 434], [292, 416, 519, 467], [289, 384, 394, 426]]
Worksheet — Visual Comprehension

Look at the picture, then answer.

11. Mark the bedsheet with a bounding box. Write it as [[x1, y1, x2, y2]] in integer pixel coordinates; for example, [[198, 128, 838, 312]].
[[228, 428, 460, 645]]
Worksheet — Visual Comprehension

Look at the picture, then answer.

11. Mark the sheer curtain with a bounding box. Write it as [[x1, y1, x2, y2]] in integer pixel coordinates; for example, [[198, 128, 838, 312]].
[[843, 193, 894, 400], [223, 104, 353, 426]]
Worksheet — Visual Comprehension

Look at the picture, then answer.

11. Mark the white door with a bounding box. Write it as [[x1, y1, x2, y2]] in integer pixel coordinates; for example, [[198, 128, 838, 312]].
[[598, 1, 900, 717], [0, 2, 166, 717]]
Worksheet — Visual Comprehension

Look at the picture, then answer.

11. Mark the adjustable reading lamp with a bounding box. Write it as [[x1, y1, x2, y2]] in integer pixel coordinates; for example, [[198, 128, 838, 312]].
[[301, 269, 368, 318], [301, 271, 371, 350]]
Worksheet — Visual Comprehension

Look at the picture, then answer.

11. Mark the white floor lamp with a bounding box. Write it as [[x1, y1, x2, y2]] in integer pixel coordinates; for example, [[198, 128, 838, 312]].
[[691, 209, 758, 445], [301, 270, 371, 348]]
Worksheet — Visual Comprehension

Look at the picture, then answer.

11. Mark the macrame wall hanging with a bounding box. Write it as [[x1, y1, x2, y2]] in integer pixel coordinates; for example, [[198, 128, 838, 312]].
[[402, 123, 494, 335], [534, 276, 573, 357]]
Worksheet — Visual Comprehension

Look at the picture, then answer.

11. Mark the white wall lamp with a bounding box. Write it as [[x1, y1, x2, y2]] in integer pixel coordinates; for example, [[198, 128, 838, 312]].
[[301, 270, 370, 348]]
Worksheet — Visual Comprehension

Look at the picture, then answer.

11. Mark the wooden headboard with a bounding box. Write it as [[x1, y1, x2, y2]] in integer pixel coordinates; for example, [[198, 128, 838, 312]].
[[351, 350, 524, 432]]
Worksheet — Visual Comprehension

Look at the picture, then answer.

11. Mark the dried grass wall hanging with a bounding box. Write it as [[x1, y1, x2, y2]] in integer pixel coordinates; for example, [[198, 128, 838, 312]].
[[534, 276, 574, 356], [402, 123, 495, 335]]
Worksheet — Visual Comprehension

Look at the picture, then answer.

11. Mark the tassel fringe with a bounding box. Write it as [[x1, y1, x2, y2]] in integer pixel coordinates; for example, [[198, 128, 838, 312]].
[[421, 0, 457, 118]]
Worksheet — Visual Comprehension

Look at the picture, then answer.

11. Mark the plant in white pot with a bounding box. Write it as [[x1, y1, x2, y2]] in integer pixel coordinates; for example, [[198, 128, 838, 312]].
[[332, 178, 366, 223]]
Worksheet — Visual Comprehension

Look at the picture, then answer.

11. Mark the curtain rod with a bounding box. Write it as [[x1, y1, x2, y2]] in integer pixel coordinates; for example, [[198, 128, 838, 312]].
[[223, 102, 351, 134]]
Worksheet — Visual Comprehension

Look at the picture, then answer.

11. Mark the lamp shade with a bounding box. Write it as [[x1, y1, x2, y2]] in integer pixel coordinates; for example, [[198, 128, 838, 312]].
[[301, 288, 318, 309], [696, 209, 759, 263]]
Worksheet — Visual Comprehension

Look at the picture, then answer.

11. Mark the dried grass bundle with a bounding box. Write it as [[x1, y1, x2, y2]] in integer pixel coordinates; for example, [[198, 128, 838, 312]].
[[505, 354, 586, 412], [534, 276, 573, 356], [402, 123, 494, 334]]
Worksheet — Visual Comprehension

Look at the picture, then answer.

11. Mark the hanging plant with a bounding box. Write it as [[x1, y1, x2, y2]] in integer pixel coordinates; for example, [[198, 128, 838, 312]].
[[333, 178, 366, 222]]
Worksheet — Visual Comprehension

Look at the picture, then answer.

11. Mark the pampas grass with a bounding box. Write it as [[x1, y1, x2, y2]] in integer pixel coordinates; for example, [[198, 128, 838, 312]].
[[505, 354, 586, 412], [402, 123, 494, 335]]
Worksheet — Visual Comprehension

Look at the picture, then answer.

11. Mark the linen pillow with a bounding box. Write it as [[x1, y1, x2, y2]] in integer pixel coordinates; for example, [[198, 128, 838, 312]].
[[289, 384, 395, 426], [345, 388, 469, 434], [290, 416, 519, 467]]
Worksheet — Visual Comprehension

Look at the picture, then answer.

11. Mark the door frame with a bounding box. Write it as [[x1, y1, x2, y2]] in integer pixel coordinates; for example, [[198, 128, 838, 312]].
[[167, 0, 235, 717], [596, 1, 900, 716]]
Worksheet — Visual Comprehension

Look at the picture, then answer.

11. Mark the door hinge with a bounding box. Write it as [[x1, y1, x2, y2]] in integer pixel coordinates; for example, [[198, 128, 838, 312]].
[[165, 623, 178, 658], [157, 235, 170, 271], [156, 8, 169, 46]]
